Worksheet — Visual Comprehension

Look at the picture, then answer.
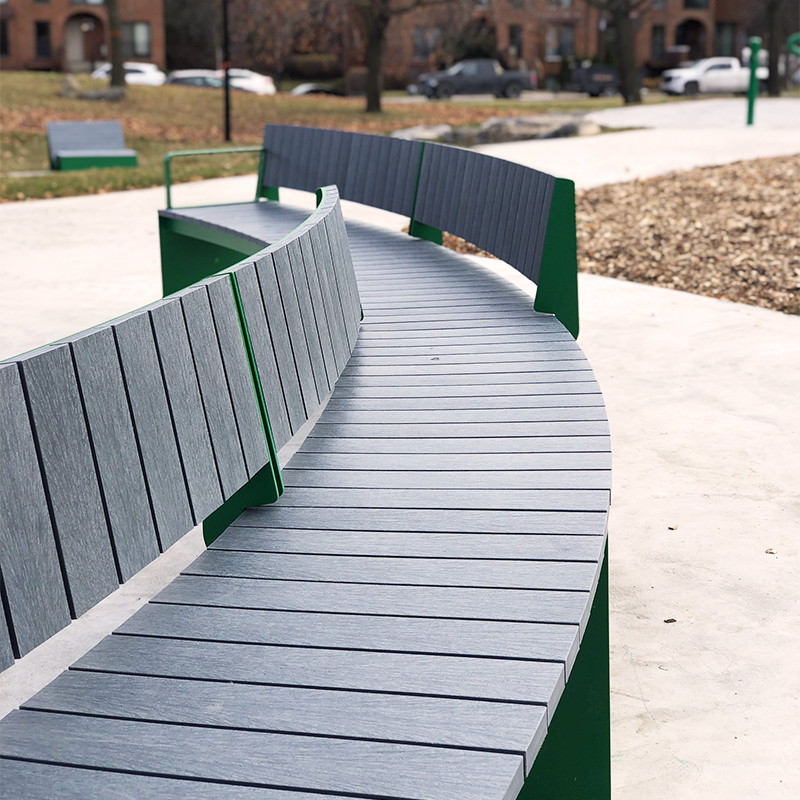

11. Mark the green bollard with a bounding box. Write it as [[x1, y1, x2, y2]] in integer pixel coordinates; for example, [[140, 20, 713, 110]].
[[747, 36, 761, 126]]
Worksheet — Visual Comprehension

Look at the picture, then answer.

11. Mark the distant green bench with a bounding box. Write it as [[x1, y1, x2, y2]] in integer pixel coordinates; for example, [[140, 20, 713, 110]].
[[46, 120, 138, 171]]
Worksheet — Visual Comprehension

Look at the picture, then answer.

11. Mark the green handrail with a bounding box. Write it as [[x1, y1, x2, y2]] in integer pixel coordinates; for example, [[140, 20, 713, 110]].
[[163, 146, 265, 209]]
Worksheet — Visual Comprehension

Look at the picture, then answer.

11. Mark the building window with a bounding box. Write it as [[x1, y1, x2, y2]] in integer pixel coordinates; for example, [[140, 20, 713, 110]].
[[683, 0, 709, 8], [546, 25, 574, 60], [651, 25, 665, 59], [715, 22, 736, 56], [547, 0, 573, 7], [509, 24, 523, 59], [35, 21, 51, 58], [0, 20, 8, 56], [71, 0, 104, 4], [413, 27, 441, 60], [122, 22, 151, 58], [510, 0, 524, 8], [651, 0, 665, 9]]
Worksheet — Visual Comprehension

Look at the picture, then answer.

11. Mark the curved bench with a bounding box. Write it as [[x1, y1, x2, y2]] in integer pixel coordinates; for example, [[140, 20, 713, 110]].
[[0, 133, 611, 800]]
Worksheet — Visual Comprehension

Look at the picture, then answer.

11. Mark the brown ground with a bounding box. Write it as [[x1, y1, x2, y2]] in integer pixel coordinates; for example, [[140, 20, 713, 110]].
[[576, 154, 800, 315]]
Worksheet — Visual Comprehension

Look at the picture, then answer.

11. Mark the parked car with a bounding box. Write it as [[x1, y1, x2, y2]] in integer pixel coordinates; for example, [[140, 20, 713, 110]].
[[90, 62, 166, 86], [411, 59, 537, 99], [660, 56, 767, 95], [290, 82, 344, 96], [166, 69, 223, 88], [567, 64, 620, 97], [216, 68, 276, 95]]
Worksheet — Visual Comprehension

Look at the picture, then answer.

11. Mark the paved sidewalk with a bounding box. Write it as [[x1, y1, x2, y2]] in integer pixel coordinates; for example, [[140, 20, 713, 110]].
[[1, 122, 798, 797]]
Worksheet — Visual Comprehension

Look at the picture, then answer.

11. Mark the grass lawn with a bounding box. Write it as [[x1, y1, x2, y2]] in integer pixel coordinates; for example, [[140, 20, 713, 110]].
[[2, 70, 664, 202]]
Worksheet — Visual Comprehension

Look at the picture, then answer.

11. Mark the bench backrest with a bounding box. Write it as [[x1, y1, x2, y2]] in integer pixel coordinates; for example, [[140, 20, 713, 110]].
[[259, 125, 578, 337], [0, 187, 358, 670], [47, 120, 127, 160], [262, 126, 423, 217]]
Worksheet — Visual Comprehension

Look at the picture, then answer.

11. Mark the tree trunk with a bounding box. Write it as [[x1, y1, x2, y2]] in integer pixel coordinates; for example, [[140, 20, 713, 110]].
[[766, 0, 782, 96], [357, 5, 387, 113], [106, 0, 125, 89], [612, 9, 641, 104]]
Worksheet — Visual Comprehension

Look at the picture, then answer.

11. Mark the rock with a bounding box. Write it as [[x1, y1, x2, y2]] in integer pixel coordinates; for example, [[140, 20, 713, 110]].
[[61, 75, 81, 99], [391, 124, 453, 141], [578, 120, 602, 136], [78, 86, 127, 102]]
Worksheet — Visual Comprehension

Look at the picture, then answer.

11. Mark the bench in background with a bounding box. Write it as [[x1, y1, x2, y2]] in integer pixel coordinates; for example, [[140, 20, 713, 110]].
[[46, 120, 138, 171]]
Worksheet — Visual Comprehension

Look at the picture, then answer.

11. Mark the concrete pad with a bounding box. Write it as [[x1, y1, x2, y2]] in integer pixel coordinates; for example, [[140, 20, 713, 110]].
[[2, 134, 799, 795], [476, 127, 800, 188], [586, 97, 800, 130]]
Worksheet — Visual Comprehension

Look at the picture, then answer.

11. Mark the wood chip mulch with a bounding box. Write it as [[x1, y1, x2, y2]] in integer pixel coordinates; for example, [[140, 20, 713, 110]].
[[576, 154, 800, 315]]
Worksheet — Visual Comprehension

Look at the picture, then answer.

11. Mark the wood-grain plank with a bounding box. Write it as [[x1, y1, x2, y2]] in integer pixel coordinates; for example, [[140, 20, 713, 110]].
[[23, 670, 547, 772], [15, 345, 119, 615], [74, 635, 566, 708], [0, 711, 524, 800], [0, 759, 331, 800], [155, 574, 590, 629], [214, 528, 605, 562]]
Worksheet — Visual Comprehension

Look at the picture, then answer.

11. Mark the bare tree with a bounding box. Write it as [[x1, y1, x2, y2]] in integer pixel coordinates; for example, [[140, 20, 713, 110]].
[[585, 0, 650, 104], [347, 0, 456, 113], [105, 0, 125, 88]]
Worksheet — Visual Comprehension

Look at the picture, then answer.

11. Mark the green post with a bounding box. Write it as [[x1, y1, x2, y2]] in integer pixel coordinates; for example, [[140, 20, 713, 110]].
[[747, 36, 761, 126], [788, 32, 800, 57]]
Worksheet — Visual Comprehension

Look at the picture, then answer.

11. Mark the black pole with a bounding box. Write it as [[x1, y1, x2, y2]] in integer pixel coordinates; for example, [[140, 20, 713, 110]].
[[223, 0, 231, 142]]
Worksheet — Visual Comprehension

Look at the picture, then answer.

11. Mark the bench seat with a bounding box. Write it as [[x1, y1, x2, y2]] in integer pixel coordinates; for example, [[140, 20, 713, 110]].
[[46, 120, 138, 171], [0, 199, 610, 799]]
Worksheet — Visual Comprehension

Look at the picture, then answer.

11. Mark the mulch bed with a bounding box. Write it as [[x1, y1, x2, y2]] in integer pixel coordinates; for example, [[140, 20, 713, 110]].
[[576, 154, 800, 315]]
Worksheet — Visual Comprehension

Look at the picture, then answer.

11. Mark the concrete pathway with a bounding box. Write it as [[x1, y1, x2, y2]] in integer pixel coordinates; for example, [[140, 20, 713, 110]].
[[1, 123, 799, 797]]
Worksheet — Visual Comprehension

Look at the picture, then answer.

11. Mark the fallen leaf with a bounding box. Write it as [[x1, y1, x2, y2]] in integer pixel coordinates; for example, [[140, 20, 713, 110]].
[[664, 618, 677, 624], [765, 548, 777, 554]]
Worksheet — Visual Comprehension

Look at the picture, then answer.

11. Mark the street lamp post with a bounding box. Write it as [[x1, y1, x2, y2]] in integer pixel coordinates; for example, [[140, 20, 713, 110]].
[[222, 0, 231, 142]]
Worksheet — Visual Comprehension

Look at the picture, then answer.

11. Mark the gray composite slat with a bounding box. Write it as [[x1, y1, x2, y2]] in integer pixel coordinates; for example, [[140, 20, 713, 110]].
[[15, 345, 118, 616], [284, 451, 611, 471], [24, 670, 547, 771], [0, 612, 14, 669], [272, 486, 608, 512], [296, 435, 610, 454], [283, 467, 611, 490], [317, 405, 602, 421], [0, 363, 71, 657], [74, 634, 566, 709], [237, 506, 607, 535], [322, 394, 604, 411], [287, 238, 327, 401], [300, 229, 339, 383], [156, 574, 589, 626], [254, 252, 306, 434], [149, 299, 223, 525], [0, 711, 524, 800], [307, 421, 608, 439], [215, 527, 605, 562], [181, 550, 596, 593], [69, 327, 160, 581], [233, 262, 293, 449], [308, 219, 349, 374], [272, 245, 318, 416], [206, 275, 270, 477], [0, 759, 328, 800], [113, 312, 194, 549], [530, 175, 556, 284], [117, 603, 580, 668], [180, 284, 249, 500]]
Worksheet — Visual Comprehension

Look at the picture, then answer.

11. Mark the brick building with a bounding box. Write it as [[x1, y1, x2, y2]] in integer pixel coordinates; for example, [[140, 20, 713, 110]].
[[0, 0, 165, 72], [381, 0, 753, 85]]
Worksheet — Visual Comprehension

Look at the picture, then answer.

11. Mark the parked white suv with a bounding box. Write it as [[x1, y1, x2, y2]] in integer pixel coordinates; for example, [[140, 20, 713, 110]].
[[660, 57, 767, 95]]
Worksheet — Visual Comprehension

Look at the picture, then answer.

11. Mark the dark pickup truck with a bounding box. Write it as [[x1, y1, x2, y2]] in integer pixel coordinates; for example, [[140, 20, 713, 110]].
[[411, 59, 537, 99]]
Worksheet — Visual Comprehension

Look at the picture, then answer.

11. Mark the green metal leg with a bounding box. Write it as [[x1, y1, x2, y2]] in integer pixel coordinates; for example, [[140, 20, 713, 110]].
[[159, 218, 261, 297], [408, 219, 443, 245], [518, 542, 610, 799], [203, 460, 281, 545], [259, 186, 280, 201], [534, 177, 579, 339]]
